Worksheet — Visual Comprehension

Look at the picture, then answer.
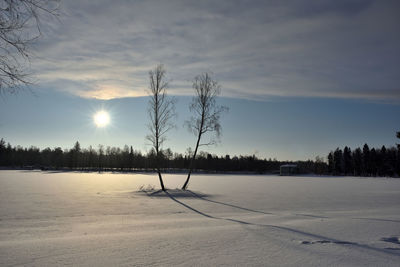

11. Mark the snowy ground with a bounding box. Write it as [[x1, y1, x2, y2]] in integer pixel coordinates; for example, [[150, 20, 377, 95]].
[[0, 170, 399, 266]]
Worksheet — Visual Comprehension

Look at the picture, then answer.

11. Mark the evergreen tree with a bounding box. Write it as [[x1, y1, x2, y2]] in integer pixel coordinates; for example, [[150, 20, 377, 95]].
[[129, 146, 134, 169], [378, 145, 387, 176], [327, 152, 334, 174], [333, 148, 343, 175], [98, 145, 104, 171], [353, 148, 362, 176], [362, 144, 370, 176], [397, 131, 400, 149], [52, 147, 63, 169], [72, 141, 81, 169], [396, 132, 400, 176], [88, 146, 95, 169], [343, 146, 352, 175], [0, 139, 6, 165], [370, 148, 377, 176]]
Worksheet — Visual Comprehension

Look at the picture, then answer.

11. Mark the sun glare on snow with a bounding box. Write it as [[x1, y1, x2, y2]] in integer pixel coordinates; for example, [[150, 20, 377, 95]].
[[94, 111, 110, 127]]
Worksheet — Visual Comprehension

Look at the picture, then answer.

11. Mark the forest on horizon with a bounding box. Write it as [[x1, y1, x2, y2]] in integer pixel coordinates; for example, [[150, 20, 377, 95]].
[[1, 138, 399, 177]]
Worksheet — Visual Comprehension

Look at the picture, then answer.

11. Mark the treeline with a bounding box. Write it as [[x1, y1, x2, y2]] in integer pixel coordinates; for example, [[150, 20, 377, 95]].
[[327, 144, 400, 177], [1, 138, 399, 177], [0, 139, 324, 174]]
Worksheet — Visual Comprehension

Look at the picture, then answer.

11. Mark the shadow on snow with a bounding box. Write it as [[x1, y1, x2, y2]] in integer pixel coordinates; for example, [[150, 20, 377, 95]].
[[154, 189, 400, 257]]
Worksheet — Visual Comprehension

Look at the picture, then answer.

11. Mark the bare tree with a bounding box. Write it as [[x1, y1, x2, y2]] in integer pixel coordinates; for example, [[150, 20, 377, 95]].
[[182, 72, 227, 190], [0, 0, 60, 94], [146, 64, 175, 191]]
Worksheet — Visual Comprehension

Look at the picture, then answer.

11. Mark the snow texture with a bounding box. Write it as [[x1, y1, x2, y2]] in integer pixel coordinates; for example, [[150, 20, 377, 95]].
[[0, 170, 399, 266]]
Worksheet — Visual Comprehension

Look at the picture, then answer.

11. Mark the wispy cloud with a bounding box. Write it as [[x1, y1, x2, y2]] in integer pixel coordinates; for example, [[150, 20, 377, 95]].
[[33, 0, 400, 101]]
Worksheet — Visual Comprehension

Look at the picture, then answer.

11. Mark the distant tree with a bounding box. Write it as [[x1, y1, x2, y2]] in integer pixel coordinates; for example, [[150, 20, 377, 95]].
[[343, 146, 352, 175], [327, 151, 334, 174], [87, 145, 95, 168], [333, 148, 343, 175], [163, 148, 173, 169], [72, 141, 81, 168], [397, 131, 400, 149], [98, 144, 104, 171], [362, 144, 370, 176], [121, 145, 130, 170], [0, 138, 6, 165], [397, 137, 400, 177], [182, 73, 227, 190], [52, 147, 63, 168], [0, 0, 60, 94], [41, 147, 52, 166], [378, 145, 387, 176], [146, 148, 157, 170], [370, 148, 377, 176], [5, 142, 12, 166], [129, 146, 134, 169], [27, 146, 39, 165], [353, 148, 362, 176], [314, 156, 326, 174], [146, 64, 176, 191]]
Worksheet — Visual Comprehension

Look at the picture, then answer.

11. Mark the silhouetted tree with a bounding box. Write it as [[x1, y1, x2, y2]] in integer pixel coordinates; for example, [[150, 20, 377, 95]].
[[362, 144, 370, 176], [98, 145, 104, 171], [182, 72, 227, 190], [333, 148, 343, 175], [353, 148, 362, 176], [71, 141, 81, 169], [146, 64, 176, 191], [327, 151, 334, 174], [343, 146, 352, 175], [0, 138, 6, 165], [41, 147, 52, 167], [378, 145, 387, 176], [397, 131, 400, 149], [87, 145, 95, 169], [370, 148, 377, 176], [52, 147, 63, 168], [129, 146, 134, 169], [314, 156, 326, 174]]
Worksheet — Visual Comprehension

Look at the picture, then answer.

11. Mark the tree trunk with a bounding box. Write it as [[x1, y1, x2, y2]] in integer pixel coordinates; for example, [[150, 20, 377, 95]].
[[182, 132, 202, 190], [157, 168, 165, 191], [156, 147, 166, 191], [155, 93, 166, 191]]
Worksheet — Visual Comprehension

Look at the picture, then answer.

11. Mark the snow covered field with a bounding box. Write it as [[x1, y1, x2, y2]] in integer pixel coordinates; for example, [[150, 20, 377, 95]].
[[0, 170, 399, 266]]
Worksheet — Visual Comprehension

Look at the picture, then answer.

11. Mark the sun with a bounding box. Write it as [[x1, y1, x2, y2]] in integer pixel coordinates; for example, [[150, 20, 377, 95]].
[[94, 110, 110, 127]]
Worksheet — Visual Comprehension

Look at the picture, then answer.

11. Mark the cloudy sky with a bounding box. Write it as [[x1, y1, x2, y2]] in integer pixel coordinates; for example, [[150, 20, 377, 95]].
[[1, 0, 399, 160]]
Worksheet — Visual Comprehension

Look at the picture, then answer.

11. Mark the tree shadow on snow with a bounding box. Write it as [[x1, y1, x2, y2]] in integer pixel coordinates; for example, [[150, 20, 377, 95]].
[[138, 188, 211, 198], [140, 188, 271, 215], [186, 190, 272, 215], [164, 191, 400, 257]]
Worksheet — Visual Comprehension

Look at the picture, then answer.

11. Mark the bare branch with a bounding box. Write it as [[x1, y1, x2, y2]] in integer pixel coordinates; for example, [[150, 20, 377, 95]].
[[0, 0, 60, 94]]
